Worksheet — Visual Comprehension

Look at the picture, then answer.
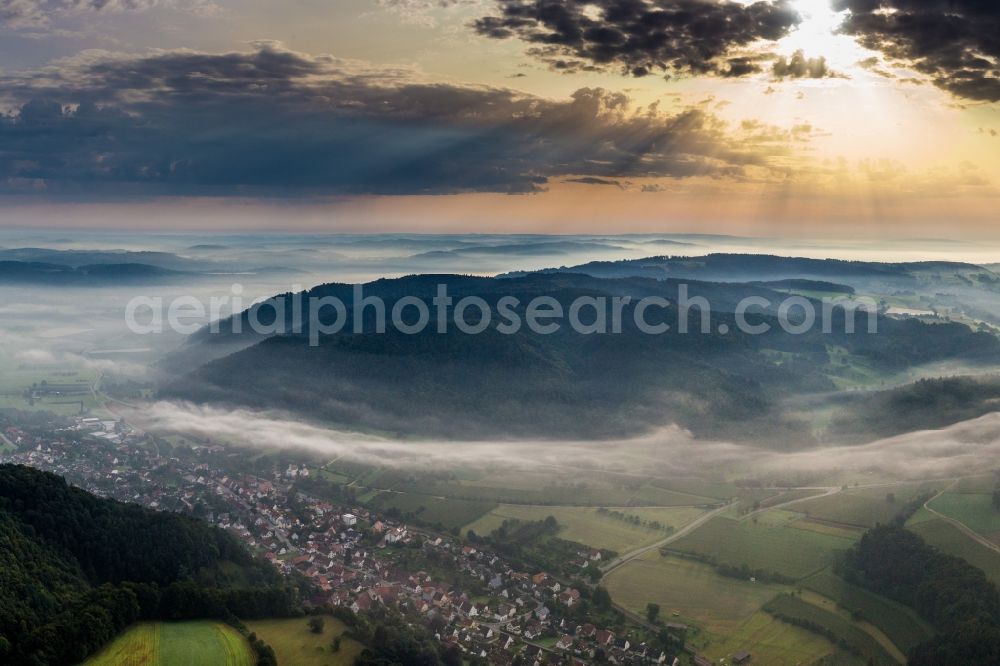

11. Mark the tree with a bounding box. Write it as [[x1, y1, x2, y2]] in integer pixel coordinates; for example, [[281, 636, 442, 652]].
[[331, 636, 342, 652], [646, 602, 660, 623], [308, 616, 325, 634], [592, 586, 612, 612]]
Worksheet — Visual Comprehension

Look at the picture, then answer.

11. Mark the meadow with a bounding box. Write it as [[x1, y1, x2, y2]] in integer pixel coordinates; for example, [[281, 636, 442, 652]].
[[794, 484, 935, 529], [763, 595, 899, 665], [605, 553, 845, 665], [695, 609, 847, 666], [84, 622, 254, 666], [246, 616, 363, 666], [0, 357, 102, 416], [927, 492, 1000, 537], [604, 552, 785, 634], [367, 491, 495, 530], [464, 504, 705, 552], [801, 569, 934, 655], [907, 517, 1000, 585], [666, 515, 856, 580]]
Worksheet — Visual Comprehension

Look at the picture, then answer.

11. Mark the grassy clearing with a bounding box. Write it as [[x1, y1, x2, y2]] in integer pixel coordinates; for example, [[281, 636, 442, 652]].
[[794, 485, 936, 529], [246, 616, 363, 666], [789, 518, 864, 540], [84, 622, 254, 666], [801, 569, 934, 655], [927, 492, 1000, 535], [763, 595, 899, 665], [908, 518, 1000, 585], [667, 516, 856, 580], [368, 491, 495, 530], [464, 505, 704, 552], [85, 623, 160, 666], [695, 609, 847, 666], [605, 552, 783, 634]]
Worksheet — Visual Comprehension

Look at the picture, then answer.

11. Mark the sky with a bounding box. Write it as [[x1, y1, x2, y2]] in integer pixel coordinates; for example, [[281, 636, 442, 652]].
[[0, 0, 998, 235]]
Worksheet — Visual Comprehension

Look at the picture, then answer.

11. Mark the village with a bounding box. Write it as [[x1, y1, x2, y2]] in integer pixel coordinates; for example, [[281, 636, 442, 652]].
[[0, 413, 686, 666]]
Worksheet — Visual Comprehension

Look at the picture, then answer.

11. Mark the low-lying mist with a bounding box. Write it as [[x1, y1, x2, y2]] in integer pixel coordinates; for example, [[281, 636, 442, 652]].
[[133, 400, 1000, 484]]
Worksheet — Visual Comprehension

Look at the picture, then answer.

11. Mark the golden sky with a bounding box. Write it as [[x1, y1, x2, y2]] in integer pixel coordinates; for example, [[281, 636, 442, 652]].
[[0, 0, 997, 234]]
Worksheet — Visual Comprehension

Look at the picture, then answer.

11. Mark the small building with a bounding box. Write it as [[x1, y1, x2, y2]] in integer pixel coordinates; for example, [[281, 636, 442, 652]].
[[342, 513, 357, 526], [732, 650, 752, 664]]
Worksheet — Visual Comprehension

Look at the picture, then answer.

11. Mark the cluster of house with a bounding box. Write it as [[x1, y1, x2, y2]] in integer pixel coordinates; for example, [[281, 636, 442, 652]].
[[2, 418, 685, 665]]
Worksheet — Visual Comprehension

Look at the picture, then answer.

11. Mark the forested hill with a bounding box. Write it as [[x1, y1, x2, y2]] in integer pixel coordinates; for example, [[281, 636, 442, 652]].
[[521, 253, 995, 286], [0, 465, 297, 665], [164, 272, 1000, 444]]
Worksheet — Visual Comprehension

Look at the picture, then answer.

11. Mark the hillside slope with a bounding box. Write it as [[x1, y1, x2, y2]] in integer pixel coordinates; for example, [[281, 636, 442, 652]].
[[0, 465, 296, 665]]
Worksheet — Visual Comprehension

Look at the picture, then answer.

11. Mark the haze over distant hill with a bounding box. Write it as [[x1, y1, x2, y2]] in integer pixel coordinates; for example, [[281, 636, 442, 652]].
[[163, 265, 1000, 445]]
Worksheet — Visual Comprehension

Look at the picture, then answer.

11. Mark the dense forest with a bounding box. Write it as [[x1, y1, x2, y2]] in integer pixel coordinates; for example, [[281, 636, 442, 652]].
[[0, 465, 299, 665], [165, 272, 1000, 444], [841, 524, 1000, 664]]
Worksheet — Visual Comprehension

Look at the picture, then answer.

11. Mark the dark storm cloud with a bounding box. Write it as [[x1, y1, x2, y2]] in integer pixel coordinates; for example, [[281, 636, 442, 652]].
[[0, 44, 795, 197], [473, 0, 801, 77], [835, 0, 1000, 102]]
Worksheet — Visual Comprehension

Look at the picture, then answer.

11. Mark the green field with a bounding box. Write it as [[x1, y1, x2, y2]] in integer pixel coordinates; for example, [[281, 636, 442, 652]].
[[368, 491, 495, 529], [696, 609, 847, 666], [464, 504, 705, 552], [0, 355, 103, 416], [84, 622, 254, 666], [927, 492, 1000, 537], [605, 553, 784, 633], [246, 616, 363, 666], [666, 515, 856, 580], [952, 475, 997, 493], [794, 485, 934, 529], [801, 569, 934, 655], [908, 518, 1000, 585], [764, 594, 899, 665], [605, 553, 844, 664]]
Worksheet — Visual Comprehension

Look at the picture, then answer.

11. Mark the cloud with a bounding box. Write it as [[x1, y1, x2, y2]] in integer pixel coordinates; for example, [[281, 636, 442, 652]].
[[835, 0, 1000, 102], [0, 0, 215, 29], [0, 43, 803, 198], [771, 50, 834, 79], [562, 176, 624, 188], [473, 0, 801, 78], [373, 0, 474, 27]]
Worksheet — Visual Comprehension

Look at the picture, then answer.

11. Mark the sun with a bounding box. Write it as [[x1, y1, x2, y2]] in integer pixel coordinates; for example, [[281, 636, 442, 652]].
[[779, 0, 862, 68]]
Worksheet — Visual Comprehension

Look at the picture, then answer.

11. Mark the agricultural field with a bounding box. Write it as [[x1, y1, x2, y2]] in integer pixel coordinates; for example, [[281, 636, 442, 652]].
[[927, 492, 1000, 537], [0, 357, 102, 416], [246, 616, 363, 666], [695, 609, 850, 666], [666, 515, 856, 580], [763, 594, 899, 665], [951, 474, 997, 493], [463, 504, 705, 552], [907, 518, 1000, 585], [605, 553, 846, 665], [605, 553, 785, 634], [367, 491, 495, 530], [801, 569, 934, 655], [84, 622, 254, 666], [794, 484, 936, 529]]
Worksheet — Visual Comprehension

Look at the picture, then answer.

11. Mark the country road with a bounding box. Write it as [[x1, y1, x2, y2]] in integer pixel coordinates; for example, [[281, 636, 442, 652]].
[[600, 500, 735, 577], [922, 480, 1000, 557]]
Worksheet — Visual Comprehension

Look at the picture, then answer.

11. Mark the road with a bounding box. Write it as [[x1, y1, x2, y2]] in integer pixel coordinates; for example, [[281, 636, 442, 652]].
[[600, 500, 735, 577], [922, 480, 1000, 557]]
